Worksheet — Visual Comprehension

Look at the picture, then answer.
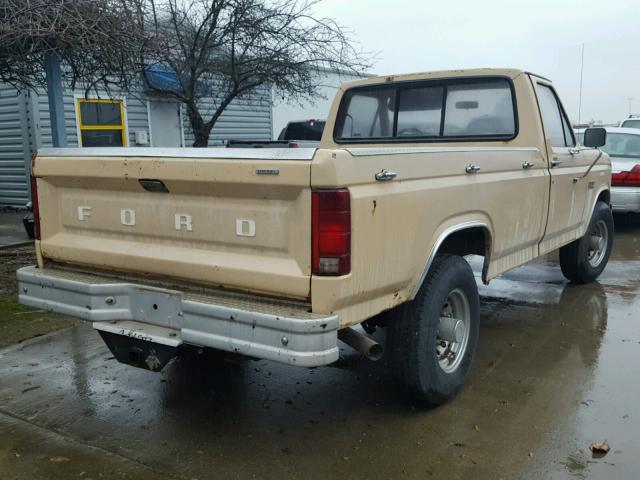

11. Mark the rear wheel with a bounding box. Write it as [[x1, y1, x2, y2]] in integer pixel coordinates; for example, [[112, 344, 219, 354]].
[[390, 254, 479, 405], [560, 201, 614, 283]]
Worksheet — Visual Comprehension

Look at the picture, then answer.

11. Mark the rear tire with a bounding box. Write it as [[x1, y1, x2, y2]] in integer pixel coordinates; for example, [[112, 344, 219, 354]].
[[559, 201, 614, 284], [390, 254, 479, 405]]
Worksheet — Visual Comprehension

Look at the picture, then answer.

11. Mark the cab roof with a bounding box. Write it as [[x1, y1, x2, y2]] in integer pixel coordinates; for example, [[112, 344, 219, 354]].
[[339, 68, 539, 90]]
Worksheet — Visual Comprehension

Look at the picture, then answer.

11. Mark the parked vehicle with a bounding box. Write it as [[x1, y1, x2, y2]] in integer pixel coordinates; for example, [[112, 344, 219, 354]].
[[277, 118, 325, 142], [577, 127, 640, 213], [619, 115, 640, 129], [226, 119, 325, 148], [18, 68, 612, 405]]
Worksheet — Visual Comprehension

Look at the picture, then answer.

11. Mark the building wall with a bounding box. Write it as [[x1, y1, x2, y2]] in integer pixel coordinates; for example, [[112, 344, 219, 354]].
[[182, 86, 273, 146], [29, 88, 150, 148], [0, 83, 273, 207], [271, 70, 362, 139], [0, 86, 32, 207]]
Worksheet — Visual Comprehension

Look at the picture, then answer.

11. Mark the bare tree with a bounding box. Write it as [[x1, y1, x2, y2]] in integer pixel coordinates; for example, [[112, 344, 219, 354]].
[[0, 0, 369, 147], [142, 0, 370, 146], [0, 0, 143, 93]]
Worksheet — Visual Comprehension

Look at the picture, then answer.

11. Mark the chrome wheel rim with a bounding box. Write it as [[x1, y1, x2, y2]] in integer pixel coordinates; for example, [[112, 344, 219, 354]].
[[587, 219, 608, 268], [436, 288, 471, 374]]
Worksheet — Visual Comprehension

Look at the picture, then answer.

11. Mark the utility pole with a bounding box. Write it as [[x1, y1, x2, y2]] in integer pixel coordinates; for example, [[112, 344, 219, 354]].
[[578, 43, 585, 124], [44, 52, 67, 147]]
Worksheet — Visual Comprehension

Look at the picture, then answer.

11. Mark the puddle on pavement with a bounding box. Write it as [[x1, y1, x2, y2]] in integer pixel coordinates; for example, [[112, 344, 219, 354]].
[[0, 227, 639, 480]]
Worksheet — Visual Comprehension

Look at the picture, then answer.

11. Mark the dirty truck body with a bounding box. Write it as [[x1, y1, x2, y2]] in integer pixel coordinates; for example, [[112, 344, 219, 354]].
[[18, 69, 613, 404]]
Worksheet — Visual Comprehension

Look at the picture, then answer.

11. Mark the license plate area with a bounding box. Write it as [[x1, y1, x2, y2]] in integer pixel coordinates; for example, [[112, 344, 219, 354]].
[[130, 287, 182, 329]]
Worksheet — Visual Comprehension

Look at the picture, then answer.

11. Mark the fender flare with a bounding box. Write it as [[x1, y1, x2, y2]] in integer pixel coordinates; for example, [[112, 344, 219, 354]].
[[410, 220, 492, 300], [581, 186, 611, 236]]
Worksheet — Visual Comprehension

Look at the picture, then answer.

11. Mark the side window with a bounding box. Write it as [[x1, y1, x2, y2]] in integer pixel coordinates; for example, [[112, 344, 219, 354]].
[[397, 86, 443, 137], [443, 80, 515, 136], [561, 113, 575, 147], [337, 89, 394, 139], [536, 84, 572, 148]]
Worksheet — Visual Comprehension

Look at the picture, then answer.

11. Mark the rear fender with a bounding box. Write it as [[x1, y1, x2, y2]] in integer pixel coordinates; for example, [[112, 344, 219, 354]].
[[410, 218, 493, 299]]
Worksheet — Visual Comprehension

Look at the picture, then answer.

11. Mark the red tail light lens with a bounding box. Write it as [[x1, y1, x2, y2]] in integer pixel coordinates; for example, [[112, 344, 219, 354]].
[[612, 164, 640, 186], [625, 164, 640, 186], [288, 142, 299, 148], [612, 171, 628, 186], [312, 189, 350, 276], [30, 176, 40, 240]]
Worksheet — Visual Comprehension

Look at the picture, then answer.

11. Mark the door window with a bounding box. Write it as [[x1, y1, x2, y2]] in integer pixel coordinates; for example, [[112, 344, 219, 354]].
[[536, 84, 574, 148]]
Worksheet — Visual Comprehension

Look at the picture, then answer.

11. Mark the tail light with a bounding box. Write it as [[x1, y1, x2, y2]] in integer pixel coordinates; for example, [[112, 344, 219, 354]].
[[288, 142, 299, 148], [312, 189, 350, 276], [30, 176, 40, 240], [612, 164, 640, 186]]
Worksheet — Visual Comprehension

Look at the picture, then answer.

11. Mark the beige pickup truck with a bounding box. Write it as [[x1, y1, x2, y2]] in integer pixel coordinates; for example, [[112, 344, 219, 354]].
[[18, 68, 613, 405]]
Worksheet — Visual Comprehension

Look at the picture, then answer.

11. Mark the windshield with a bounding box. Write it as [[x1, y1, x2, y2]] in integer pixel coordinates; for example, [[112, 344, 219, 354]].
[[621, 119, 640, 129], [600, 133, 640, 158]]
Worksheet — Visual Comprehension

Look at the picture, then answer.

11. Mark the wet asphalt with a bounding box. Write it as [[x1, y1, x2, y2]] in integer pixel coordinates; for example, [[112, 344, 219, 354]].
[[1, 219, 639, 480]]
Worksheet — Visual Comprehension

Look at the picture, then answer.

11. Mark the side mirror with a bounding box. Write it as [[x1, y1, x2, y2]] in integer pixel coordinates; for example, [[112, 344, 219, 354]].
[[583, 127, 606, 148]]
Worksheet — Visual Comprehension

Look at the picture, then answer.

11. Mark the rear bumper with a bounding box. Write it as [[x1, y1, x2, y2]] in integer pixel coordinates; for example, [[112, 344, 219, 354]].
[[17, 266, 339, 367], [611, 186, 640, 213]]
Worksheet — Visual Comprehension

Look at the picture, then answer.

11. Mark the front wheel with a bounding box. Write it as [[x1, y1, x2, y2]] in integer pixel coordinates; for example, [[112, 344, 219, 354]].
[[390, 254, 479, 405], [559, 201, 614, 284]]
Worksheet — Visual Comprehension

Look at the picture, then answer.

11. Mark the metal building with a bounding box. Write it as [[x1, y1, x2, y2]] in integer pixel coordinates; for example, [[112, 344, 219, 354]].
[[0, 84, 272, 207]]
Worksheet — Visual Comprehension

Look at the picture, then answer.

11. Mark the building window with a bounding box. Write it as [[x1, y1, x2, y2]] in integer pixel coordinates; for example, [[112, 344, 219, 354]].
[[76, 99, 127, 147]]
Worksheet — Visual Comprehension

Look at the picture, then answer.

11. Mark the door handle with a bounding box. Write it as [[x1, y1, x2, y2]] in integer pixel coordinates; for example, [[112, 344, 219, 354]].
[[550, 158, 563, 168], [465, 164, 481, 174], [522, 161, 535, 170], [568, 147, 581, 155], [374, 169, 397, 181]]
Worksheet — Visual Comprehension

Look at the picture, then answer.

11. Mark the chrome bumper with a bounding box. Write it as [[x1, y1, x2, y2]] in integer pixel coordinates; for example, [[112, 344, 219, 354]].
[[611, 186, 640, 213], [17, 266, 339, 367]]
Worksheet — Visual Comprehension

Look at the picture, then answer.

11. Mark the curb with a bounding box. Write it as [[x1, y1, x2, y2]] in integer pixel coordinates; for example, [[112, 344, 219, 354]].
[[0, 240, 34, 250]]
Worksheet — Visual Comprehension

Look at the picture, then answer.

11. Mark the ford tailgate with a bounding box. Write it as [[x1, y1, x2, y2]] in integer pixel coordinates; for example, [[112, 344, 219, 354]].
[[32, 147, 315, 300]]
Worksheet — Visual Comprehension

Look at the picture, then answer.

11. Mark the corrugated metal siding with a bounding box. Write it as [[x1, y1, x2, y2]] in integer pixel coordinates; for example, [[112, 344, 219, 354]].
[[35, 86, 271, 149], [30, 88, 79, 147], [32, 87, 150, 148], [183, 87, 272, 146], [0, 82, 272, 206], [123, 96, 150, 146], [0, 86, 31, 207]]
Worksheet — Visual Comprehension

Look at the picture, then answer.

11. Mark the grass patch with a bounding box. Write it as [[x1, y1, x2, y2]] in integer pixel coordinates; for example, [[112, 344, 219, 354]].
[[0, 299, 78, 348]]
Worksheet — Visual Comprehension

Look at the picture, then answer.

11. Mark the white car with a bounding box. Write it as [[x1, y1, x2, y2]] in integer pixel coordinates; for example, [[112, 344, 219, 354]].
[[595, 127, 640, 213], [619, 116, 640, 129]]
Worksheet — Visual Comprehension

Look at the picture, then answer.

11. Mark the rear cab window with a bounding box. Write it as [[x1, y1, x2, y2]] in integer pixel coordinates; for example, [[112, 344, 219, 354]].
[[334, 76, 517, 143]]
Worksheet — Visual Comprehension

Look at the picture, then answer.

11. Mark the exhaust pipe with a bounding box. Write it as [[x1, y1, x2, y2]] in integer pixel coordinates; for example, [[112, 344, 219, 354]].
[[338, 327, 383, 361]]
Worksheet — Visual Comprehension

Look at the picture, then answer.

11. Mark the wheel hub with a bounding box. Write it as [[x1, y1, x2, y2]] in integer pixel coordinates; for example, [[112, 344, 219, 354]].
[[587, 219, 608, 268], [436, 289, 471, 374], [438, 316, 465, 343]]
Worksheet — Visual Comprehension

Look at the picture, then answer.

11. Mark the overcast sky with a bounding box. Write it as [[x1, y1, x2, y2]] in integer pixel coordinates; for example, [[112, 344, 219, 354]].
[[316, 0, 640, 124]]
